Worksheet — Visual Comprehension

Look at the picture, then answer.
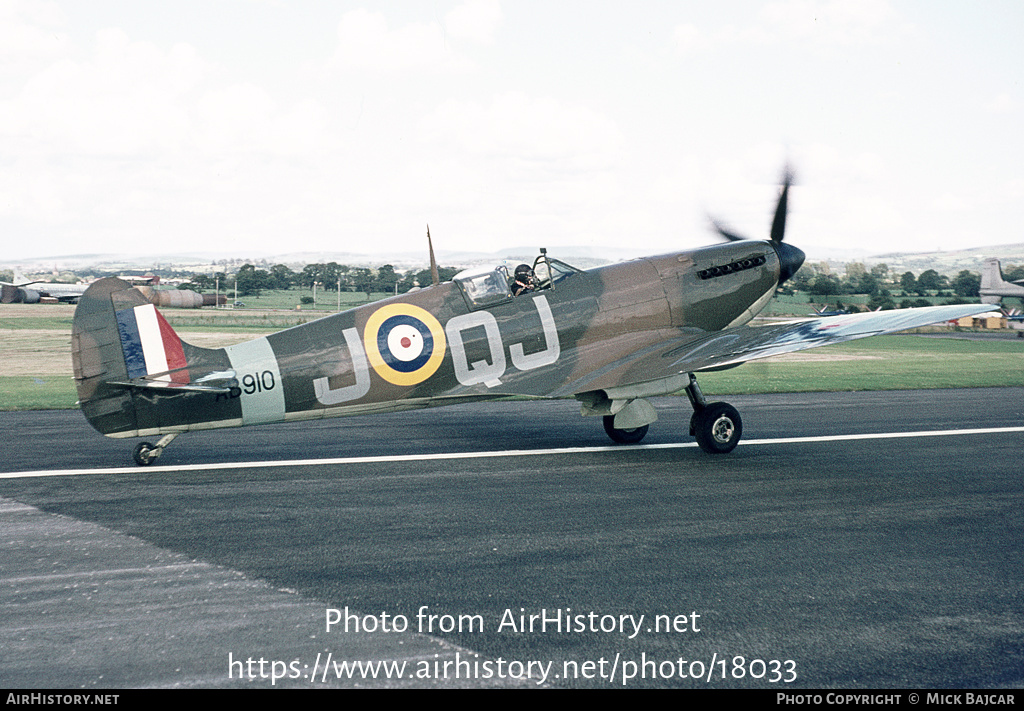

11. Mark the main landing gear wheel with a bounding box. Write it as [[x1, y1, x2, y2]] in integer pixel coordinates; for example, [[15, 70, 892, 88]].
[[683, 372, 742, 454], [603, 415, 649, 444], [692, 402, 742, 454]]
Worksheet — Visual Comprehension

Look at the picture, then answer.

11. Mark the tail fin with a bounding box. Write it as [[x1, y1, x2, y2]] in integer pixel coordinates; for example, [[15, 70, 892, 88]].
[[981, 258, 1009, 292], [3, 270, 38, 303], [72, 278, 234, 437], [980, 258, 1024, 305]]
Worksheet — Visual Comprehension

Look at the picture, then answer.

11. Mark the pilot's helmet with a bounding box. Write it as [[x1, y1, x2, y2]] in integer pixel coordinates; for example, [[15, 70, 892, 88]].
[[514, 264, 533, 279]]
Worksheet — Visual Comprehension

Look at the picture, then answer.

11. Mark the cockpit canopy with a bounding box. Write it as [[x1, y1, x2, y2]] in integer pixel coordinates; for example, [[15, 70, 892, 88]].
[[453, 250, 582, 309], [453, 266, 512, 308], [533, 257, 580, 287]]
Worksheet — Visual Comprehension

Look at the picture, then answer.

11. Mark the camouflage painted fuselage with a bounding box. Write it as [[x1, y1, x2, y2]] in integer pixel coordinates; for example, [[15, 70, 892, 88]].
[[72, 241, 783, 439]]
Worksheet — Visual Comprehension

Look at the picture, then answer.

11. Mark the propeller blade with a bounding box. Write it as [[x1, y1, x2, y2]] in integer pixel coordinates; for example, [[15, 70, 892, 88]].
[[768, 167, 803, 283], [770, 169, 793, 244], [710, 218, 748, 243], [710, 167, 793, 244]]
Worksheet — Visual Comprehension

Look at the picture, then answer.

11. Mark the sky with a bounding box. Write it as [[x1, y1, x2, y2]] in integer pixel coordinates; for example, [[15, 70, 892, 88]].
[[1, 0, 1022, 264]]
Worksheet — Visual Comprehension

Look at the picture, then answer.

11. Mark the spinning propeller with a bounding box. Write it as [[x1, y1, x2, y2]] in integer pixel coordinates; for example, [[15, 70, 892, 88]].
[[710, 168, 805, 285]]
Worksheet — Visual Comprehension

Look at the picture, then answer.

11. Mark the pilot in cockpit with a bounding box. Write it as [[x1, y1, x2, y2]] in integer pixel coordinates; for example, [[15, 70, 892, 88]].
[[511, 264, 535, 296]]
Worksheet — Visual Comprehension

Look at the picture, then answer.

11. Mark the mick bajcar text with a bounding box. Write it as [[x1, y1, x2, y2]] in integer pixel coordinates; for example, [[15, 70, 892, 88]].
[[777, 693, 1015, 705]]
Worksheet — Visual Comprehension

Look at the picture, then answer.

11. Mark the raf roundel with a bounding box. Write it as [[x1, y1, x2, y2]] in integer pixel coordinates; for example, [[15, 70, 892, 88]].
[[363, 303, 447, 386]]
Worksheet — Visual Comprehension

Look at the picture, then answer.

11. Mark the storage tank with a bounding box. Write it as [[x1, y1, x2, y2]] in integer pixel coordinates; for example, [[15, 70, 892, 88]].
[[134, 286, 205, 308]]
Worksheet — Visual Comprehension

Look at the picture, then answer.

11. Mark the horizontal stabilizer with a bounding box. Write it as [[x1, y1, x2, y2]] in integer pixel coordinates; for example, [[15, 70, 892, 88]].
[[107, 378, 235, 394], [108, 367, 237, 393]]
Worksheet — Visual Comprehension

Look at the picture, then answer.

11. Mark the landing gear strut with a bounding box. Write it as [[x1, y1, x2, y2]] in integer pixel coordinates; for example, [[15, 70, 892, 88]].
[[132, 433, 179, 466], [684, 373, 742, 454]]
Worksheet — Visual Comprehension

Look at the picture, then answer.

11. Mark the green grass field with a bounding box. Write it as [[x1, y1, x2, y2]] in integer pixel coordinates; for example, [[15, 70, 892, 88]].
[[0, 376, 79, 410], [2, 302, 1022, 410]]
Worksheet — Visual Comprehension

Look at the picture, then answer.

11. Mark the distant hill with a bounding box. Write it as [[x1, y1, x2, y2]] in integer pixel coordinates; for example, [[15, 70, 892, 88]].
[[6, 242, 1024, 276], [2, 245, 641, 274], [851, 242, 1024, 275]]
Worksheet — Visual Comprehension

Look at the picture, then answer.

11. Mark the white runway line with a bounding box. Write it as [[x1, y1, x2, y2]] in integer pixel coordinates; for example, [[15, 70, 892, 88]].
[[3, 426, 1023, 480]]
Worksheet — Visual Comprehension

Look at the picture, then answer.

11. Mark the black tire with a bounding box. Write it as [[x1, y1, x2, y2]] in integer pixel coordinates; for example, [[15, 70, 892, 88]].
[[133, 442, 156, 466], [693, 402, 742, 454], [603, 415, 649, 444]]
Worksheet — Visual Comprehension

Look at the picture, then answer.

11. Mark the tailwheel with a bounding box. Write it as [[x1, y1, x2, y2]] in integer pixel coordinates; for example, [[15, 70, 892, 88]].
[[133, 442, 157, 466], [131, 433, 180, 466], [692, 402, 742, 454], [603, 415, 649, 444]]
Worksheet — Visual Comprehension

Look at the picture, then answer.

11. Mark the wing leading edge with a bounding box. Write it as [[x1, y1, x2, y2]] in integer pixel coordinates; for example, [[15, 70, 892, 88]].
[[676, 303, 996, 372]]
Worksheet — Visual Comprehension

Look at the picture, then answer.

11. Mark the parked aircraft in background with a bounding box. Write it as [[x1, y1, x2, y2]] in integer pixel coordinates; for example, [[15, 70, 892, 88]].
[[71, 172, 993, 465], [980, 258, 1024, 305], [1, 271, 89, 303]]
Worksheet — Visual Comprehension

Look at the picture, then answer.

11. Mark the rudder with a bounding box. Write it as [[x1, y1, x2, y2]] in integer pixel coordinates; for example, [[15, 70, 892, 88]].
[[72, 277, 227, 437], [72, 278, 149, 435]]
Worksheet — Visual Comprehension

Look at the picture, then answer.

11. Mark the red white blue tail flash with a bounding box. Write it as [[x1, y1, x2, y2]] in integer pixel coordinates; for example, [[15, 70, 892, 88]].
[[115, 303, 188, 383]]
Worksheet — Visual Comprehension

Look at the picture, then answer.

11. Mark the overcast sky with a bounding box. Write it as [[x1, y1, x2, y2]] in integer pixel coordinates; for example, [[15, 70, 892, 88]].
[[2, 1, 1022, 264]]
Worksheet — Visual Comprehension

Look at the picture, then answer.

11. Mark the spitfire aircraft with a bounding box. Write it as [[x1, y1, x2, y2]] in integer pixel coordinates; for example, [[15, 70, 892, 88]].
[[71, 174, 992, 464]]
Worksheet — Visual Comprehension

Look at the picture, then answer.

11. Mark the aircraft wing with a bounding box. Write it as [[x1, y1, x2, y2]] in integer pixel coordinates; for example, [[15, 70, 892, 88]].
[[568, 303, 995, 396], [674, 303, 995, 372], [48, 292, 86, 303]]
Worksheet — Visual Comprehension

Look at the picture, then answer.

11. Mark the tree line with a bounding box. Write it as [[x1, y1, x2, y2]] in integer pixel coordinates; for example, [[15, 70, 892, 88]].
[[780, 262, 1001, 310], [205, 260, 1015, 302], [15, 259, 1022, 308], [181, 262, 461, 297]]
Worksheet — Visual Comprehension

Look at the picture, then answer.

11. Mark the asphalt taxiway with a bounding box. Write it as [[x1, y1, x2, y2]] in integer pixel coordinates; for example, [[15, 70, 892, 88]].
[[1, 389, 1022, 688]]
